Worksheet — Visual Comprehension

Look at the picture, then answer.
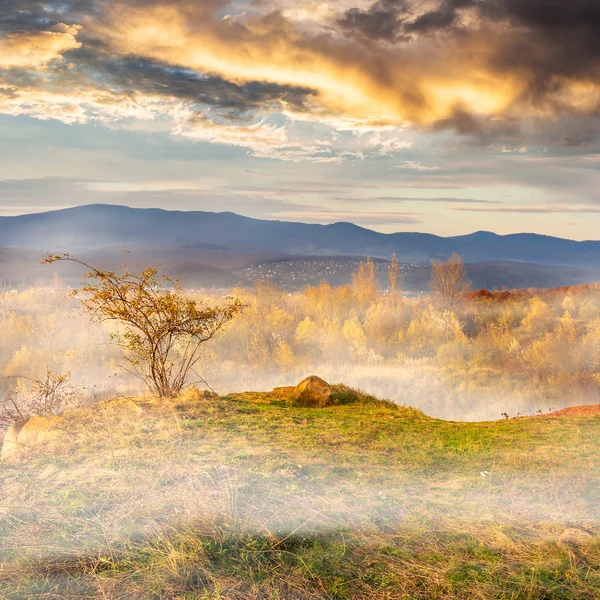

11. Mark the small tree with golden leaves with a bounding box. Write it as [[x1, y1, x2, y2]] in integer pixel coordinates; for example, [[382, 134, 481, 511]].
[[43, 254, 241, 398], [429, 253, 470, 307]]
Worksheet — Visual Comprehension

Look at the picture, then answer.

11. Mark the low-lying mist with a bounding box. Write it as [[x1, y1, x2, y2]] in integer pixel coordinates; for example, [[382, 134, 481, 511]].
[[2, 387, 599, 597], [2, 273, 600, 597], [2, 275, 600, 422]]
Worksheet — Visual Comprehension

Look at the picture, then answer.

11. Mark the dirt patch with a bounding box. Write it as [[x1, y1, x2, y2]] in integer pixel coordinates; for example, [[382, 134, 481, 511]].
[[541, 404, 600, 418]]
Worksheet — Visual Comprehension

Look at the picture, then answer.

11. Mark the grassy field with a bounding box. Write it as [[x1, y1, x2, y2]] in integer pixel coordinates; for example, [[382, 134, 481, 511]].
[[1, 386, 599, 599]]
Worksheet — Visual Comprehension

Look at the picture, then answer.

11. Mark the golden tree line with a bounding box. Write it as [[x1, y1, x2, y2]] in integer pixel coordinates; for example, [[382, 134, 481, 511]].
[[2, 252, 600, 418]]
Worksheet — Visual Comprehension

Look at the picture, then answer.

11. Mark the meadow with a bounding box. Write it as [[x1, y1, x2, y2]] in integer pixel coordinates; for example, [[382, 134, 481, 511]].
[[1, 261, 600, 598], [1, 387, 599, 599]]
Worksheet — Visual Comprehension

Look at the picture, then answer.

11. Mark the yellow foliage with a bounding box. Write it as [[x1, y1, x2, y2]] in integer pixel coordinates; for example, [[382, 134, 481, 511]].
[[561, 294, 576, 315], [265, 306, 295, 331], [351, 258, 378, 307], [295, 317, 319, 346], [521, 297, 554, 334], [364, 302, 397, 348], [273, 340, 295, 370], [342, 317, 368, 357]]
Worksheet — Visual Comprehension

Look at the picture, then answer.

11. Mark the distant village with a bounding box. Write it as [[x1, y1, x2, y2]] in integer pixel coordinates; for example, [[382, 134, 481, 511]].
[[237, 258, 426, 295]]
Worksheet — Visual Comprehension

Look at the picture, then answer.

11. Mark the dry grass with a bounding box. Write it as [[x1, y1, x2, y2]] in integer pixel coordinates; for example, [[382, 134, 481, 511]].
[[1, 387, 599, 599]]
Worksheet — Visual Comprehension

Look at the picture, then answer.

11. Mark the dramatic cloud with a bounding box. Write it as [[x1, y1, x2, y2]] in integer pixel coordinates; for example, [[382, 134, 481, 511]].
[[405, 0, 475, 33], [2, 0, 600, 161], [0, 24, 81, 69], [338, 0, 409, 42]]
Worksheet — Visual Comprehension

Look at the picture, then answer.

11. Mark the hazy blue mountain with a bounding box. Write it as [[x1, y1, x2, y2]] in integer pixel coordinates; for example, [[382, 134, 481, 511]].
[[1, 205, 600, 289]]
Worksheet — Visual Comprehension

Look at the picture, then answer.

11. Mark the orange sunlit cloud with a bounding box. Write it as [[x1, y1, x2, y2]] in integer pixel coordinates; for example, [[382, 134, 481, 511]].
[[0, 25, 81, 69], [1, 0, 599, 160]]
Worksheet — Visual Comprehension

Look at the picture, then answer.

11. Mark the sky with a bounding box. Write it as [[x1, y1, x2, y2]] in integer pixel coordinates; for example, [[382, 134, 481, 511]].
[[1, 0, 600, 238]]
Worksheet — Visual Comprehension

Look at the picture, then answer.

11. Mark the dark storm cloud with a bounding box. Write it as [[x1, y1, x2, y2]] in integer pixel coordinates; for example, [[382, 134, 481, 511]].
[[337, 0, 477, 41], [477, 2, 600, 98], [432, 107, 485, 136], [433, 112, 600, 152], [337, 0, 600, 83], [88, 55, 317, 115], [483, 0, 600, 36], [337, 0, 409, 42], [333, 1, 600, 143], [44, 43, 317, 119], [404, 0, 475, 33]]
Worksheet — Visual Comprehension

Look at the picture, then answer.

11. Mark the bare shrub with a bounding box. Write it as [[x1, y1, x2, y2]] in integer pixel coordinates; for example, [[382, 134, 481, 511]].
[[0, 369, 81, 425]]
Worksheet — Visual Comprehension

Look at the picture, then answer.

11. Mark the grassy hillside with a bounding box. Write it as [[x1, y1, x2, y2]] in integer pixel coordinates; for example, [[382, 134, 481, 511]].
[[1, 386, 599, 599]]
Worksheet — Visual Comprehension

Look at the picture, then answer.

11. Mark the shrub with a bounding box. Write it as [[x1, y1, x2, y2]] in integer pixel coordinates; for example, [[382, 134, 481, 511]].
[[0, 370, 81, 425]]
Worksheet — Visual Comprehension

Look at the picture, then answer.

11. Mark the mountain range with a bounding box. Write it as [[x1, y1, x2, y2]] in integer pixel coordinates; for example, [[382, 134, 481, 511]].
[[1, 204, 599, 290]]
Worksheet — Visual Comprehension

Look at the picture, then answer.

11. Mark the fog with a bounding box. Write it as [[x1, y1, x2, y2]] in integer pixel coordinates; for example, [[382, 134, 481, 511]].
[[2, 389, 598, 595], [2, 278, 600, 422], [1, 278, 599, 597]]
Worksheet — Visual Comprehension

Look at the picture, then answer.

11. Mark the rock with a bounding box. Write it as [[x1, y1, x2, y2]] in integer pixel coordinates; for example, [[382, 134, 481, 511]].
[[292, 376, 333, 408], [1, 420, 27, 460], [2, 416, 67, 459], [17, 415, 66, 449]]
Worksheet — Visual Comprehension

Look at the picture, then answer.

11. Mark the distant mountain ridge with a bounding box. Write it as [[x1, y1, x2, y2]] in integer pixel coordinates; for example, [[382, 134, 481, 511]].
[[1, 203, 600, 267]]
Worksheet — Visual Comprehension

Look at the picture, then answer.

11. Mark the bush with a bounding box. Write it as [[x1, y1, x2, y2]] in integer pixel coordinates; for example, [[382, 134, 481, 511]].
[[331, 384, 395, 408], [0, 370, 81, 425]]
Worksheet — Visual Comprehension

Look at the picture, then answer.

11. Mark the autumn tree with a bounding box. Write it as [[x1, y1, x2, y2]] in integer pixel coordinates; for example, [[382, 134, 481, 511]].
[[389, 253, 401, 308], [429, 253, 470, 306], [352, 258, 378, 307], [43, 254, 241, 398]]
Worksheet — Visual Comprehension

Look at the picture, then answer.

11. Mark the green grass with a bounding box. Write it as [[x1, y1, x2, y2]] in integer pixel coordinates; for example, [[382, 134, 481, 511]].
[[1, 386, 599, 599]]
